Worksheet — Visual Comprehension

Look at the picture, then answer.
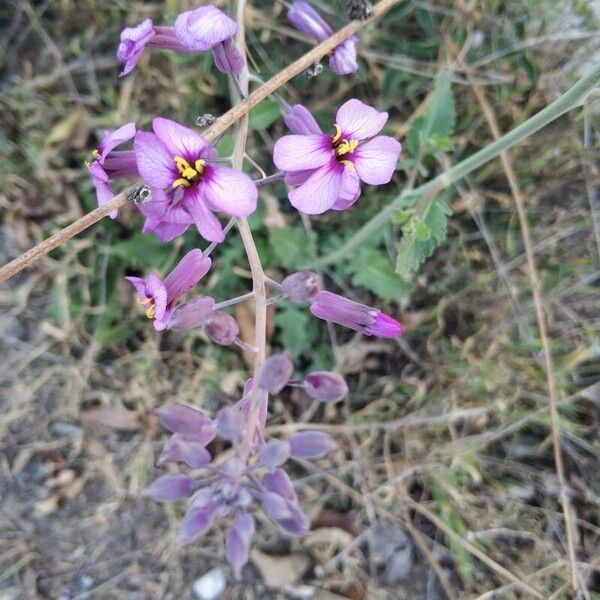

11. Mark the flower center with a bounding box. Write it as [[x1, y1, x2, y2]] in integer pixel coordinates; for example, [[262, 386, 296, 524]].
[[172, 155, 206, 189], [331, 124, 358, 165], [136, 295, 155, 319]]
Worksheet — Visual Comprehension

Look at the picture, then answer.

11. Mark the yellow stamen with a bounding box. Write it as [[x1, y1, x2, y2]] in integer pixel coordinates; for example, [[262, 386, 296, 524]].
[[145, 306, 155, 319], [332, 124, 342, 143], [92, 149, 101, 159], [194, 159, 206, 174], [335, 139, 359, 157], [172, 177, 192, 189], [136, 296, 153, 305]]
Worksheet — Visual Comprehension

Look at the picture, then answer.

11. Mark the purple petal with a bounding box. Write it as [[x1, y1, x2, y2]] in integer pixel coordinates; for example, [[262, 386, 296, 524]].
[[352, 136, 401, 185], [88, 162, 118, 219], [152, 117, 207, 159], [156, 404, 213, 436], [142, 474, 194, 502], [287, 1, 332, 43], [364, 312, 403, 338], [214, 406, 244, 442], [178, 504, 216, 546], [289, 430, 337, 459], [288, 162, 343, 214], [162, 249, 212, 305], [309, 290, 373, 330], [158, 433, 212, 469], [303, 372, 348, 404], [273, 134, 331, 172], [264, 468, 297, 502], [257, 352, 293, 394], [329, 36, 359, 75], [134, 131, 176, 190], [284, 104, 322, 135], [258, 439, 291, 469], [281, 271, 323, 303], [202, 167, 257, 217], [284, 169, 313, 186], [97, 122, 136, 162], [336, 99, 388, 140], [203, 311, 239, 345], [226, 511, 255, 579], [278, 503, 310, 535], [174, 6, 237, 52], [331, 166, 361, 211], [145, 221, 190, 242], [167, 296, 216, 330], [212, 38, 245, 74], [184, 190, 226, 243], [261, 492, 293, 521], [117, 19, 156, 76], [124, 276, 147, 301], [145, 272, 168, 323]]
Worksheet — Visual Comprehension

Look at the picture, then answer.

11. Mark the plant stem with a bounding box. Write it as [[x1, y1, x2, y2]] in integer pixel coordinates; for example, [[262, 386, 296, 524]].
[[213, 291, 255, 310], [306, 63, 600, 269]]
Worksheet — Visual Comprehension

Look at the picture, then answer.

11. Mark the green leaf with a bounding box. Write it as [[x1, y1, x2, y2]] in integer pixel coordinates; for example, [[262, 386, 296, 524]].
[[109, 233, 172, 269], [274, 305, 317, 358], [350, 251, 413, 299], [250, 99, 281, 130], [269, 227, 316, 269]]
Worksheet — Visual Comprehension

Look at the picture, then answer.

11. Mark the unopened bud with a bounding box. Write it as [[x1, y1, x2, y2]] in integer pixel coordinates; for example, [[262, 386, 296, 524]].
[[289, 430, 337, 459], [168, 296, 215, 330], [258, 352, 293, 394], [258, 439, 291, 468], [281, 271, 323, 303], [303, 371, 348, 404], [203, 310, 239, 345]]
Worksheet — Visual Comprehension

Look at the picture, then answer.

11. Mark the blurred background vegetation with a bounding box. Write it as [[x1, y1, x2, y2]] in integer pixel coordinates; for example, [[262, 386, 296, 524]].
[[1, 0, 600, 598]]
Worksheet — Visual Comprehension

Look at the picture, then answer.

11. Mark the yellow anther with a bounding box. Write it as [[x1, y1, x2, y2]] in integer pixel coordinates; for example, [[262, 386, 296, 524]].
[[332, 124, 342, 143], [136, 296, 153, 305], [194, 159, 206, 174], [172, 177, 192, 189], [174, 155, 192, 174], [92, 149, 101, 159], [335, 139, 359, 157], [145, 306, 155, 319]]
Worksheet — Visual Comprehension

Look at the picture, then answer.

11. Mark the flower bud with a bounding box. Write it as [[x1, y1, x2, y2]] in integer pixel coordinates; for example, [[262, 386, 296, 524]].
[[203, 310, 239, 345], [303, 371, 348, 404], [289, 430, 337, 459], [158, 434, 212, 469], [226, 511, 255, 579], [282, 271, 323, 303], [258, 439, 291, 469], [178, 503, 216, 546], [264, 468, 297, 501], [156, 404, 213, 437], [283, 105, 322, 136], [212, 38, 245, 74], [257, 352, 293, 394], [142, 474, 194, 502], [215, 406, 244, 443], [167, 296, 215, 330]]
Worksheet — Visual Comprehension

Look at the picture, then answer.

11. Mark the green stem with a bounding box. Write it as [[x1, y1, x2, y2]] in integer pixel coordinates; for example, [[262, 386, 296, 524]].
[[307, 64, 600, 269]]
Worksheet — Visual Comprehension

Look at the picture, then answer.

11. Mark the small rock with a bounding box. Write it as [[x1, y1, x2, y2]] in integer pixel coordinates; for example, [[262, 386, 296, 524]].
[[192, 568, 226, 600], [251, 550, 310, 588]]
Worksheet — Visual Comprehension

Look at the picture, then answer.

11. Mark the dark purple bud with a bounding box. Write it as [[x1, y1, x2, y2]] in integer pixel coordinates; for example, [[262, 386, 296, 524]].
[[281, 271, 323, 303], [215, 406, 244, 443], [178, 503, 216, 546], [264, 468, 297, 502], [158, 434, 212, 469], [257, 352, 293, 394], [303, 371, 348, 404], [142, 474, 194, 502], [167, 296, 216, 330], [156, 404, 213, 437], [289, 430, 337, 459], [203, 310, 239, 345], [258, 439, 291, 469], [226, 511, 255, 579]]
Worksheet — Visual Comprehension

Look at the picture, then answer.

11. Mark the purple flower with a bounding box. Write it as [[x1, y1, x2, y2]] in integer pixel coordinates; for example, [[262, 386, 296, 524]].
[[309, 291, 403, 338], [287, 2, 359, 76], [135, 118, 257, 242], [117, 19, 157, 76], [87, 122, 137, 218], [226, 511, 255, 579], [281, 271, 323, 303], [258, 439, 291, 469], [158, 434, 212, 469], [289, 430, 336, 459], [263, 468, 309, 534], [273, 99, 401, 214], [142, 474, 195, 502], [125, 249, 211, 330], [302, 371, 348, 404], [257, 352, 293, 394], [156, 403, 214, 437]]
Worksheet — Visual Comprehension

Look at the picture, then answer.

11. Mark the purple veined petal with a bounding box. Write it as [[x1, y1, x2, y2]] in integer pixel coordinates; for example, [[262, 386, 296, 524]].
[[352, 136, 402, 185], [145, 272, 168, 322], [364, 312, 403, 338], [336, 99, 388, 141], [145, 221, 190, 242], [257, 352, 293, 394], [134, 131, 176, 191], [329, 36, 359, 75], [88, 163, 118, 219], [167, 296, 216, 330], [123, 276, 147, 300], [261, 491, 294, 521], [97, 122, 137, 162], [178, 504, 217, 546], [162, 249, 212, 305], [284, 169, 314, 186], [302, 371, 349, 404], [273, 134, 331, 172], [174, 5, 237, 52], [212, 38, 245, 74], [289, 430, 337, 459], [202, 166, 257, 217], [281, 271, 323, 303], [156, 404, 213, 436], [117, 19, 156, 76], [331, 165, 361, 211], [183, 189, 226, 243], [226, 511, 255, 580], [288, 162, 343, 214], [264, 468, 297, 502], [287, 1, 333, 43], [284, 104, 323, 135], [158, 433, 213, 469], [258, 439, 291, 469], [152, 117, 207, 159], [214, 406, 245, 442], [142, 474, 194, 502], [203, 310, 239, 345]]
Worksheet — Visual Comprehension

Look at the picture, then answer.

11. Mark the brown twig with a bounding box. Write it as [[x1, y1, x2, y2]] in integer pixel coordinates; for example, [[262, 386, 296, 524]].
[[0, 0, 399, 285]]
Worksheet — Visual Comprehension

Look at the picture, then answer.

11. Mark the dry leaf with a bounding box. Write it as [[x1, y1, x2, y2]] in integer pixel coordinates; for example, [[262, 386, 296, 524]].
[[81, 407, 141, 431], [251, 549, 310, 587]]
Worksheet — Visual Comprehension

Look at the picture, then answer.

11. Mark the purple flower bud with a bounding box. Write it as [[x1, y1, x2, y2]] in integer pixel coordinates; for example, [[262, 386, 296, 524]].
[[283, 105, 322, 136], [289, 430, 337, 459], [303, 371, 348, 404], [226, 511, 255, 579], [215, 406, 244, 443], [287, 1, 333, 43], [156, 404, 214, 437], [178, 503, 216, 546], [329, 36, 359, 75], [212, 38, 245, 75], [281, 271, 323, 303], [310, 291, 403, 338], [203, 310, 239, 345], [158, 434, 212, 469], [117, 19, 156, 76], [261, 491, 294, 521], [258, 440, 291, 469], [264, 468, 297, 502], [174, 5, 237, 52], [142, 474, 194, 502], [167, 296, 216, 330], [257, 352, 293, 394]]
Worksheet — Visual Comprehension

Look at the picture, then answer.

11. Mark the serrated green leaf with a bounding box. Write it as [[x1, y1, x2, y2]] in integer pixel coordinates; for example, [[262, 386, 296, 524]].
[[350, 251, 413, 299], [250, 99, 281, 130], [415, 219, 431, 241], [269, 227, 316, 269]]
